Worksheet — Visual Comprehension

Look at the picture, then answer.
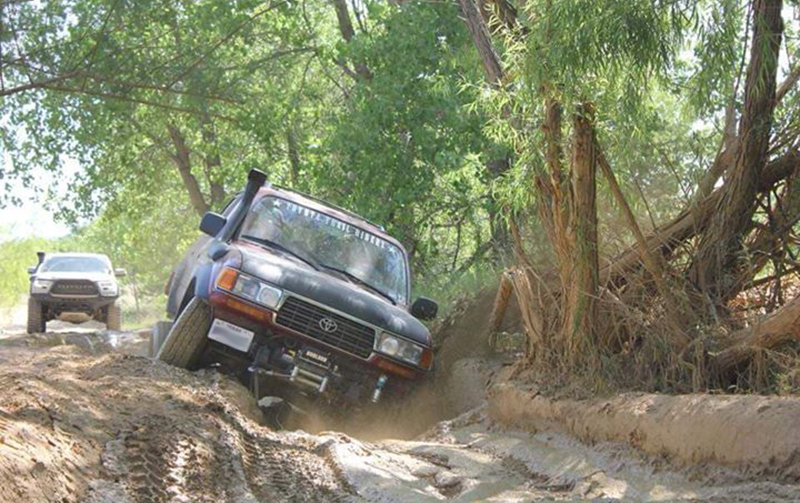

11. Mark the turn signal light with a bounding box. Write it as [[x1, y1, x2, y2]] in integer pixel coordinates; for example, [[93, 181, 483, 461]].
[[419, 348, 433, 371], [216, 267, 238, 291], [374, 356, 416, 380], [211, 292, 272, 323]]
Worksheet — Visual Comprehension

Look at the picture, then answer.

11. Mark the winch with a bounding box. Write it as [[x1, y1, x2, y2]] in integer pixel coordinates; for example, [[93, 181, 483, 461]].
[[289, 348, 333, 394]]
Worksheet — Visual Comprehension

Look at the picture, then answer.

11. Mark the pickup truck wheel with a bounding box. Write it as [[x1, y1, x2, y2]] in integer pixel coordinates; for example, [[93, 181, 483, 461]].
[[106, 302, 122, 331], [26, 297, 45, 334], [157, 297, 211, 370]]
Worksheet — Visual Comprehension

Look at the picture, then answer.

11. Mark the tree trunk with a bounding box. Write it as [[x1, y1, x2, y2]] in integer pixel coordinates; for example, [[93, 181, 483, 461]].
[[286, 126, 302, 187], [459, 0, 511, 255], [459, 0, 503, 87], [331, 0, 372, 80], [482, 0, 518, 32], [488, 272, 514, 347], [167, 124, 209, 216], [691, 0, 783, 303], [714, 293, 800, 371], [561, 104, 599, 361], [332, 0, 356, 41], [537, 97, 572, 286], [200, 121, 225, 208]]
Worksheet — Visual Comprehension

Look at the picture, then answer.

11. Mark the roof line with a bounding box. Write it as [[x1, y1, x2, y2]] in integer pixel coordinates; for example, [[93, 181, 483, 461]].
[[271, 185, 386, 232]]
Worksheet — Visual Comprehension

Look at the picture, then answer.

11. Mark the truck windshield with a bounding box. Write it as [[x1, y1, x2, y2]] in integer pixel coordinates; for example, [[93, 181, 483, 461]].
[[240, 196, 409, 305], [41, 256, 110, 273]]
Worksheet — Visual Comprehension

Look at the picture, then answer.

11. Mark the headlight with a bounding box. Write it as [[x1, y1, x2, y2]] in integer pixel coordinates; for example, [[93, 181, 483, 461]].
[[98, 281, 119, 297], [216, 268, 283, 309], [31, 279, 53, 294], [376, 332, 425, 366]]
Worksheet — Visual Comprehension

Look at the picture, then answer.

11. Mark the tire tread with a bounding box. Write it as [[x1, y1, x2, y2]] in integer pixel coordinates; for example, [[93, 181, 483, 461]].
[[106, 302, 122, 331], [157, 297, 212, 369], [26, 297, 44, 334]]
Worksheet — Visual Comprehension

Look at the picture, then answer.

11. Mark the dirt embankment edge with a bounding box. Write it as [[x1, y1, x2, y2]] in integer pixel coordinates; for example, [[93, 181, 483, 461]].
[[489, 380, 800, 482]]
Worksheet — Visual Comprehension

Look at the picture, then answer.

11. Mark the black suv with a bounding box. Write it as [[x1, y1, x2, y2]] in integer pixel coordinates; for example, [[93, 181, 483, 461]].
[[156, 170, 437, 412]]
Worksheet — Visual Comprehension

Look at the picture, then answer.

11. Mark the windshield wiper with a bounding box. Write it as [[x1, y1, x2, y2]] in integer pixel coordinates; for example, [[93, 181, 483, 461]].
[[241, 236, 321, 271], [319, 265, 397, 305]]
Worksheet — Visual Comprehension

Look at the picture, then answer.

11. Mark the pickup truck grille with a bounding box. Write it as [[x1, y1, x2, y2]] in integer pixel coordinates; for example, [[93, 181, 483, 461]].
[[51, 280, 98, 296], [276, 297, 375, 359]]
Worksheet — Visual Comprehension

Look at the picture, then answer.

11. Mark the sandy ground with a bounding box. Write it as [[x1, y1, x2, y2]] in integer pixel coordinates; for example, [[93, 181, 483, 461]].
[[0, 318, 799, 501]]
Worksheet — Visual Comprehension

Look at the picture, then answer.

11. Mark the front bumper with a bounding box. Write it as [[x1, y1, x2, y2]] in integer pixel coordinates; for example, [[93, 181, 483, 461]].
[[32, 293, 118, 314], [205, 291, 427, 404], [207, 290, 429, 379]]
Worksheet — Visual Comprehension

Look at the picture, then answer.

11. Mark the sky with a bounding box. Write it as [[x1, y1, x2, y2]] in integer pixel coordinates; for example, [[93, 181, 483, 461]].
[[0, 187, 71, 241], [0, 155, 76, 242]]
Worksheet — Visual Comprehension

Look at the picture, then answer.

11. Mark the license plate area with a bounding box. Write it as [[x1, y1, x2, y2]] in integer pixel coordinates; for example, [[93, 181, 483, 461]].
[[208, 318, 254, 352], [299, 348, 331, 369]]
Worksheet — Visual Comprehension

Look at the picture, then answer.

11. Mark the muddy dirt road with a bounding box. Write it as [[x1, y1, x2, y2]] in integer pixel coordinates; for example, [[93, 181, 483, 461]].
[[0, 321, 798, 502]]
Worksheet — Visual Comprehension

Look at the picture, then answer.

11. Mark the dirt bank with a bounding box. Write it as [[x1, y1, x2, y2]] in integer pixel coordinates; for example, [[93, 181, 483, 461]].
[[490, 378, 800, 483]]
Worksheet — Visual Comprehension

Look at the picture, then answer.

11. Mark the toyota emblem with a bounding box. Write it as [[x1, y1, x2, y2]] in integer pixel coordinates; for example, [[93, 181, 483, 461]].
[[318, 317, 338, 333]]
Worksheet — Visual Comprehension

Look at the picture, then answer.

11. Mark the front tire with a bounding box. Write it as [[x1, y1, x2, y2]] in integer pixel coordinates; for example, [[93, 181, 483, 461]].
[[26, 297, 45, 334], [157, 297, 212, 369], [106, 302, 122, 331]]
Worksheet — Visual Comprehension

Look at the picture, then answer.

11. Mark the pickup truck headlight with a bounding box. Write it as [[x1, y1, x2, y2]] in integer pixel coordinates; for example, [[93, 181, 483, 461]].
[[31, 279, 53, 294], [98, 281, 119, 297], [216, 268, 283, 309], [376, 331, 425, 366]]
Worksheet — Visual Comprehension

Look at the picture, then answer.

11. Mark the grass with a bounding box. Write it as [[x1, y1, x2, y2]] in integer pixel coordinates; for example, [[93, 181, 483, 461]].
[[118, 293, 167, 331]]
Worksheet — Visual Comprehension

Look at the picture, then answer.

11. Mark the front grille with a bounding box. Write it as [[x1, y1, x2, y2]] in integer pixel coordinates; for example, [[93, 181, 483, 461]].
[[51, 280, 99, 296], [276, 297, 375, 359]]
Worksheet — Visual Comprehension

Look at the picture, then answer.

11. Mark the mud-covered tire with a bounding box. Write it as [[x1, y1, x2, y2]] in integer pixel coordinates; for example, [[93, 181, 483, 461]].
[[26, 297, 45, 334], [106, 302, 122, 331], [157, 297, 212, 370]]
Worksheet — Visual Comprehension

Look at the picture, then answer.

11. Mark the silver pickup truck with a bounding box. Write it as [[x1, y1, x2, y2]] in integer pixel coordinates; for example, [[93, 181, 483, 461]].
[[27, 252, 126, 333]]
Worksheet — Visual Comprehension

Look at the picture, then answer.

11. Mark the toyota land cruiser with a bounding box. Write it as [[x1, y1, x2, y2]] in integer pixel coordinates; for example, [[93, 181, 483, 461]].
[[156, 170, 438, 412]]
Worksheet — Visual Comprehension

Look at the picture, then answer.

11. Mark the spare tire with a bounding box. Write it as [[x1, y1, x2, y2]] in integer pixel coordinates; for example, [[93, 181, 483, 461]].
[[157, 297, 212, 369]]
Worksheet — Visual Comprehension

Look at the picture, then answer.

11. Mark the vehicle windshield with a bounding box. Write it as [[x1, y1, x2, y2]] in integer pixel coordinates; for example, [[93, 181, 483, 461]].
[[240, 196, 409, 304], [41, 256, 110, 274]]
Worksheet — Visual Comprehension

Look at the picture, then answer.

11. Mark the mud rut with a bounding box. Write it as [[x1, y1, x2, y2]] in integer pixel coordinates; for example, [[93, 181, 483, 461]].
[[95, 382, 356, 502], [0, 325, 798, 502]]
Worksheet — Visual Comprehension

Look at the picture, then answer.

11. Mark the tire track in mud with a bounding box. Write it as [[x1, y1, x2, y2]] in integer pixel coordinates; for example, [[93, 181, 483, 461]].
[[94, 380, 359, 503], [205, 372, 360, 502]]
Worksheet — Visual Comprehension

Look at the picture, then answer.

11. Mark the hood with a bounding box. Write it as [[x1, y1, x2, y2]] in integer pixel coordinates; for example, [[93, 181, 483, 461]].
[[34, 271, 115, 282], [234, 242, 431, 346]]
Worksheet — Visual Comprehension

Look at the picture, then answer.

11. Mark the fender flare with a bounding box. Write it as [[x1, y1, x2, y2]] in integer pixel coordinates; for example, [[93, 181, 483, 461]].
[[193, 262, 216, 302], [193, 246, 242, 302]]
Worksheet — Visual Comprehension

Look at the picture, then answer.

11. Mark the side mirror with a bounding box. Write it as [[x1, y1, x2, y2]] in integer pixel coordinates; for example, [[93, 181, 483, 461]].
[[27, 266, 37, 275], [199, 212, 227, 237], [115, 268, 127, 277], [411, 297, 438, 321]]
